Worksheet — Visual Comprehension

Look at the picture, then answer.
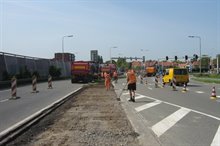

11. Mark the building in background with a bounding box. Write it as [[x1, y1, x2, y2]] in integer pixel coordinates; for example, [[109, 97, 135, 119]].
[[54, 53, 75, 62], [90, 50, 98, 62]]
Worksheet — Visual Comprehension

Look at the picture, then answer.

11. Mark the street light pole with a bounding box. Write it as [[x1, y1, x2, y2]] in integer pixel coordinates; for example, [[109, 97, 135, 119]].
[[110, 46, 117, 64], [188, 36, 202, 74], [140, 49, 149, 73], [62, 35, 73, 62]]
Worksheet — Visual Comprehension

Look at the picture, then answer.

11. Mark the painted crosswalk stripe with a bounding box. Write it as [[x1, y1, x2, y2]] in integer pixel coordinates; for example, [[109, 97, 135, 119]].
[[196, 91, 204, 94], [148, 87, 153, 90], [211, 125, 220, 146], [152, 107, 191, 137], [135, 100, 161, 112], [135, 95, 146, 100], [140, 94, 220, 121]]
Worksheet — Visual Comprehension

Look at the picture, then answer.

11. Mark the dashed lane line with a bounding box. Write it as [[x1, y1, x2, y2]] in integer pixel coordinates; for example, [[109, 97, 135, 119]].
[[211, 125, 220, 146], [195, 91, 204, 94], [152, 107, 191, 137], [0, 99, 9, 103], [135, 100, 162, 112], [0, 89, 10, 93]]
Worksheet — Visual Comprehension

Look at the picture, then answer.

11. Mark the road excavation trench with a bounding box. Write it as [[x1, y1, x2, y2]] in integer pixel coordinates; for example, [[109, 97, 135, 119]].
[[7, 84, 140, 146]]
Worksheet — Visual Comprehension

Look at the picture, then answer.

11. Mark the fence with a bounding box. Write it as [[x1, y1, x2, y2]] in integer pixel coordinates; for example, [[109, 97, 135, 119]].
[[0, 52, 71, 81]]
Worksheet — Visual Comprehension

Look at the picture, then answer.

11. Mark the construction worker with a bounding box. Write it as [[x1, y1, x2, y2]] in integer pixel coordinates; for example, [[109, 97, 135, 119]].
[[127, 69, 137, 102], [104, 72, 107, 78], [105, 72, 111, 91], [113, 71, 118, 83], [139, 74, 143, 84]]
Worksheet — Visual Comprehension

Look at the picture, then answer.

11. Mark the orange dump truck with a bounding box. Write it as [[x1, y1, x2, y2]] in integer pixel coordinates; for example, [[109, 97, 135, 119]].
[[71, 61, 98, 83], [146, 67, 156, 76], [100, 64, 116, 77]]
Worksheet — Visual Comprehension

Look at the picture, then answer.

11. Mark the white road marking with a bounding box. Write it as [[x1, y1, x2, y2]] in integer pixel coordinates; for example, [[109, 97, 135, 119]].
[[195, 91, 204, 94], [148, 87, 153, 90], [122, 92, 129, 95], [135, 100, 161, 112], [0, 99, 9, 103], [135, 95, 147, 100], [152, 107, 191, 137], [211, 125, 220, 146], [135, 93, 220, 121], [0, 89, 10, 93], [217, 96, 220, 98]]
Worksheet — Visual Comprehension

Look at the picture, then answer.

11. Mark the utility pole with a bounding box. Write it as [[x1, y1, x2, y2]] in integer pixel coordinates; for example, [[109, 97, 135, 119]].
[[217, 54, 219, 74]]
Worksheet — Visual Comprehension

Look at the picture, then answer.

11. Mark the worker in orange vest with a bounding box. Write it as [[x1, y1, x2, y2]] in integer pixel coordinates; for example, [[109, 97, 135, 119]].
[[105, 72, 111, 91], [113, 71, 118, 83], [127, 69, 137, 102], [104, 72, 107, 78]]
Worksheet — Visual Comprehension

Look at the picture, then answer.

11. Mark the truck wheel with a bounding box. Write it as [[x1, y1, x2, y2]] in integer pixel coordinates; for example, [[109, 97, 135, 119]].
[[83, 78, 88, 83]]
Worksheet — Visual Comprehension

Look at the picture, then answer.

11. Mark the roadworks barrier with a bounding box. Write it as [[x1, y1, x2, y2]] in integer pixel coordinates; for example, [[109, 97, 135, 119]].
[[48, 75, 53, 89], [210, 86, 217, 100], [155, 76, 159, 88], [10, 76, 19, 100], [172, 77, 177, 91], [31, 75, 39, 93]]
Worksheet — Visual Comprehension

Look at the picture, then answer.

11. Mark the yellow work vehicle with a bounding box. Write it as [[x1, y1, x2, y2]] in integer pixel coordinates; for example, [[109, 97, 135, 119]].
[[162, 68, 189, 86]]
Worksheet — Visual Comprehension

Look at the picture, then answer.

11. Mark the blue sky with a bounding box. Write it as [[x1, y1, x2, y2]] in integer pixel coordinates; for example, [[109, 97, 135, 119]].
[[0, 0, 219, 61]]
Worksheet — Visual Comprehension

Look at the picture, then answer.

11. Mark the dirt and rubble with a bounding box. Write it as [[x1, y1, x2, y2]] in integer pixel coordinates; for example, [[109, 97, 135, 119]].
[[7, 84, 140, 146]]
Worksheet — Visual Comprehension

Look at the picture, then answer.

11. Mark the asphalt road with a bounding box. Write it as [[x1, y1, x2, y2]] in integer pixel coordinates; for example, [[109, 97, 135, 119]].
[[115, 77, 220, 146], [0, 80, 83, 133]]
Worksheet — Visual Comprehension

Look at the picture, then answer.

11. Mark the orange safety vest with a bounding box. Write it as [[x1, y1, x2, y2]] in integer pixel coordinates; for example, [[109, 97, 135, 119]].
[[113, 71, 117, 77], [127, 70, 136, 84]]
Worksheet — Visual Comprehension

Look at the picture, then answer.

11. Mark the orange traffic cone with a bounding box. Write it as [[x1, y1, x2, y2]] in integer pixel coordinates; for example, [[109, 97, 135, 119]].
[[210, 86, 217, 99]]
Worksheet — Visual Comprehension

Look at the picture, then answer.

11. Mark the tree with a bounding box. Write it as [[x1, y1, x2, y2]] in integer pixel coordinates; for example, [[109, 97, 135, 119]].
[[201, 55, 210, 71], [116, 58, 129, 72], [49, 66, 61, 77]]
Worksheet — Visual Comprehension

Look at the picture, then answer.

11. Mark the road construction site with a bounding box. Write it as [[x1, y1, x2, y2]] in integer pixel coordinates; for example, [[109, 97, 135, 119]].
[[4, 84, 140, 146], [1, 77, 220, 146]]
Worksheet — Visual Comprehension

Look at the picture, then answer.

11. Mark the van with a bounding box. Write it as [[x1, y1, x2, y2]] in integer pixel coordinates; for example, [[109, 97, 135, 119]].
[[162, 68, 189, 86]]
